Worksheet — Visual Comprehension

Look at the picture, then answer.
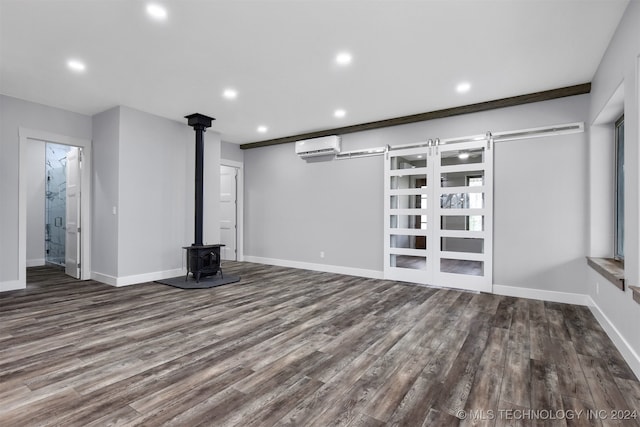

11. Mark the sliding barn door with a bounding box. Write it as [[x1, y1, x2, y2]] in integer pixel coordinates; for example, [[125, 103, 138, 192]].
[[434, 140, 493, 292], [384, 139, 493, 292], [385, 147, 433, 285]]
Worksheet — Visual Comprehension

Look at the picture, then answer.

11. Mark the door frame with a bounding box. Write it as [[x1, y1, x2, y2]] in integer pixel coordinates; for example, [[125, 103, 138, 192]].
[[220, 159, 244, 261], [19, 128, 92, 284]]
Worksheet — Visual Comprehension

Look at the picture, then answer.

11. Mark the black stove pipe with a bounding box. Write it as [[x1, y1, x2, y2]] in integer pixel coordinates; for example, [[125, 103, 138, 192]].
[[185, 113, 215, 246]]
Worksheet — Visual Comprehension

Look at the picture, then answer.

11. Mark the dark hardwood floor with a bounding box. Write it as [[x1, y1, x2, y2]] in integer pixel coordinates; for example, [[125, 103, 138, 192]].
[[1, 263, 638, 426]]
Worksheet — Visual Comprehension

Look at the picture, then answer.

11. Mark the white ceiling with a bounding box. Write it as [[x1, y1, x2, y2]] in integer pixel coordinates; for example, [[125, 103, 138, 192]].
[[0, 0, 629, 144]]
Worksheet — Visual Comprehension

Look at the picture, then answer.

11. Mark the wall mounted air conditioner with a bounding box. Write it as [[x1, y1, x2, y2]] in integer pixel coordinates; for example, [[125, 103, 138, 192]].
[[295, 135, 341, 158]]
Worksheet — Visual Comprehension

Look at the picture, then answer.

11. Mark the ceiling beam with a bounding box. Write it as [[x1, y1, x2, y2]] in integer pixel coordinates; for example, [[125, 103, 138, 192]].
[[239, 82, 591, 150]]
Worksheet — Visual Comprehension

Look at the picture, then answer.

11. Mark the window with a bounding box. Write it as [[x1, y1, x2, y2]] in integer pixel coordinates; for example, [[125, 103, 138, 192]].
[[614, 115, 624, 260]]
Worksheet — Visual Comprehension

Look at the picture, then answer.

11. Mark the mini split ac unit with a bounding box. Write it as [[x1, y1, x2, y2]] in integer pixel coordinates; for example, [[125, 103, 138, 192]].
[[295, 135, 341, 158]]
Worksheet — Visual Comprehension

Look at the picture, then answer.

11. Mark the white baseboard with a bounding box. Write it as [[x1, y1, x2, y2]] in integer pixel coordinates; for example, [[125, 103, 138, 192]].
[[91, 272, 118, 286], [92, 268, 187, 287], [492, 284, 590, 306], [26, 258, 45, 267], [0, 280, 24, 292], [243, 256, 383, 280], [587, 296, 640, 380]]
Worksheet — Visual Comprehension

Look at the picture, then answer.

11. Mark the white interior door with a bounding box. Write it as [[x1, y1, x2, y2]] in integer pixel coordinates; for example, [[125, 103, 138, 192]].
[[220, 165, 237, 260], [65, 147, 81, 279], [384, 147, 432, 284], [384, 138, 493, 292], [434, 140, 493, 292]]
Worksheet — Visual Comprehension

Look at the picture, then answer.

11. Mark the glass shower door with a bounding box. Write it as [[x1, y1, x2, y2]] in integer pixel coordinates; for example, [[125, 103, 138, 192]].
[[45, 143, 71, 267]]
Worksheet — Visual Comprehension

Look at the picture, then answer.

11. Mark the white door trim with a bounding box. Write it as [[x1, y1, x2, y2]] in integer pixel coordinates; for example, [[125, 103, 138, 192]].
[[19, 128, 92, 286], [221, 159, 243, 261]]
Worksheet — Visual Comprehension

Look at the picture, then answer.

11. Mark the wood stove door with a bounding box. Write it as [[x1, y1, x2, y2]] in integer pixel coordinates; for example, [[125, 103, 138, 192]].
[[220, 165, 237, 260]]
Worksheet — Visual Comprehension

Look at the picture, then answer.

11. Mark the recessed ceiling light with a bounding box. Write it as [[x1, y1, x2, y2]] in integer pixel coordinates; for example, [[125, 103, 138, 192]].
[[335, 52, 352, 66], [222, 89, 238, 100], [67, 59, 86, 72], [146, 3, 168, 21], [334, 109, 346, 118], [257, 125, 268, 133], [456, 82, 471, 93]]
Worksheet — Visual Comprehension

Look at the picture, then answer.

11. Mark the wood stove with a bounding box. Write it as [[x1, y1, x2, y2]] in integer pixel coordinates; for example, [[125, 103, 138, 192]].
[[183, 244, 223, 282], [183, 113, 225, 282]]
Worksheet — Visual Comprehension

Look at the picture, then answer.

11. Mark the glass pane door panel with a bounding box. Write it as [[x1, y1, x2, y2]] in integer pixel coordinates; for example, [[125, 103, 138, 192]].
[[391, 234, 427, 249], [441, 170, 484, 187], [441, 147, 485, 166], [440, 259, 484, 276], [441, 215, 484, 231], [390, 194, 427, 210], [391, 254, 426, 270], [390, 215, 426, 230], [440, 193, 484, 209], [440, 237, 484, 253], [390, 154, 427, 170], [390, 175, 427, 190]]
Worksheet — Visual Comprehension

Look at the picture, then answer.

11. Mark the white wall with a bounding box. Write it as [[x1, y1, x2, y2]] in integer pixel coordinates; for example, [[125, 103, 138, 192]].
[[26, 140, 45, 266], [221, 141, 244, 163], [202, 128, 222, 247], [92, 107, 120, 278], [245, 142, 383, 274], [117, 107, 191, 278], [0, 95, 92, 289], [591, 1, 640, 283], [588, 0, 640, 377], [244, 94, 589, 293], [91, 106, 222, 285], [494, 130, 587, 295], [1, 97, 223, 289]]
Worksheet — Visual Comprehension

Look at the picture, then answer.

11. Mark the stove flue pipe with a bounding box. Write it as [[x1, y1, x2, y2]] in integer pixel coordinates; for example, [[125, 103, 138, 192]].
[[185, 113, 215, 246]]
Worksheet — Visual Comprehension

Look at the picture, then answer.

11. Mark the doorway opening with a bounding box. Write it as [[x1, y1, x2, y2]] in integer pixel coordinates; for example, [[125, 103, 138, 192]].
[[35, 142, 82, 278], [19, 127, 92, 287], [219, 161, 243, 262]]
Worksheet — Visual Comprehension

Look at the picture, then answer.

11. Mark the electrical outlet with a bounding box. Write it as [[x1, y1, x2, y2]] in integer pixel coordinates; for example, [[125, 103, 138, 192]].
[[596, 282, 600, 295], [320, 251, 325, 259]]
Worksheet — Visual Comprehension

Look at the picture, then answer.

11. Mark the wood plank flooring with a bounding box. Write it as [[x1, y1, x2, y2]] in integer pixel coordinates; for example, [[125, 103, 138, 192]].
[[1, 263, 638, 426]]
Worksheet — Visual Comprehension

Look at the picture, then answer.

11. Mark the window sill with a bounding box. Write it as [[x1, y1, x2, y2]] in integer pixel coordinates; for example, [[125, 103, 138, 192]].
[[586, 257, 625, 291], [630, 286, 640, 305]]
